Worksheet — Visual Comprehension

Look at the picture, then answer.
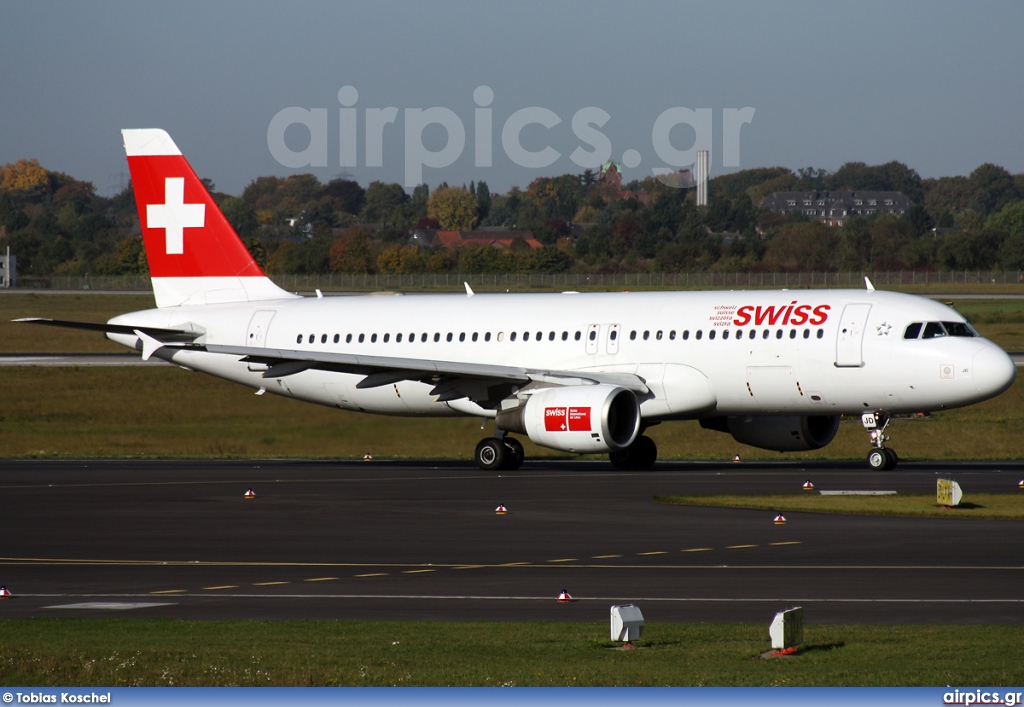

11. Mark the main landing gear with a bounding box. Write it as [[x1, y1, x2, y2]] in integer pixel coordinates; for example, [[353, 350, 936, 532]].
[[862, 412, 898, 471], [609, 435, 658, 471], [474, 433, 524, 471]]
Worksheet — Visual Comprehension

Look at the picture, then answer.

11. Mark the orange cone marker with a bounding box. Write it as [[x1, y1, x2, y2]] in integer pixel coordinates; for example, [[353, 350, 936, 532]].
[[244, 489, 256, 499], [802, 480, 815, 491], [0, 586, 11, 598], [773, 513, 787, 525], [557, 589, 573, 603], [495, 504, 508, 515]]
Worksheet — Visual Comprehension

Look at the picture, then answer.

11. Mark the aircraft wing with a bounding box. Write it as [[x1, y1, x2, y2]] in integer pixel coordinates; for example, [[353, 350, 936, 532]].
[[201, 343, 650, 404]]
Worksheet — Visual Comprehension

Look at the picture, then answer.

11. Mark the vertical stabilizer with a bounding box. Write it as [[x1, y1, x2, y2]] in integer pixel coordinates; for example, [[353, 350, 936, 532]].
[[122, 129, 297, 308]]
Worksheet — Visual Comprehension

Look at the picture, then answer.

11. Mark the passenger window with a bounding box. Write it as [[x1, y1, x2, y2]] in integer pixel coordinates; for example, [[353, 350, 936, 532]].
[[309, 333, 315, 343], [803, 329, 810, 339], [510, 332, 517, 342], [484, 332, 491, 342], [561, 331, 568, 341], [749, 329, 756, 339], [472, 332, 478, 342], [296, 334, 303, 344], [669, 330, 676, 340], [359, 334, 365, 343], [574, 331, 581, 341], [696, 330, 703, 340], [722, 330, 729, 340], [609, 330, 616, 341], [776, 330, 783, 339], [789, 330, 797, 339], [548, 331, 555, 341], [682, 330, 690, 340], [643, 331, 650, 340], [709, 330, 716, 340], [321, 334, 327, 344], [904, 323, 922, 339], [433, 333, 440, 342], [630, 330, 637, 340], [334, 334, 340, 344], [922, 322, 946, 339], [816, 329, 824, 339], [735, 330, 743, 340], [459, 333, 466, 342], [396, 333, 402, 343], [589, 330, 597, 341], [346, 334, 353, 344], [371, 334, 378, 343], [446, 333, 453, 342], [383, 333, 390, 343], [656, 330, 663, 340], [536, 331, 542, 341]]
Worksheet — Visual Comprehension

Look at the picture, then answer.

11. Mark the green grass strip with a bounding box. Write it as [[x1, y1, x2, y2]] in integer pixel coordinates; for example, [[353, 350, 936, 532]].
[[2, 619, 1024, 686], [655, 493, 1024, 520]]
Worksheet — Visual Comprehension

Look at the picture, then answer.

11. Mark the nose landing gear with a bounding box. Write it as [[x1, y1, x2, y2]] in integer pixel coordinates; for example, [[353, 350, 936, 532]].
[[863, 412, 898, 470]]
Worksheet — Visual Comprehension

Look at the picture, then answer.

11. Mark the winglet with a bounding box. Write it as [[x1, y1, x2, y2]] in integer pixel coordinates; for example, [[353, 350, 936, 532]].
[[864, 277, 875, 291], [464, 282, 475, 297]]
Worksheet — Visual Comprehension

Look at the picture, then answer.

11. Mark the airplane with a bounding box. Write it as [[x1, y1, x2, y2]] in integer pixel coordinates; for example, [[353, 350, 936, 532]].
[[16, 129, 1017, 471]]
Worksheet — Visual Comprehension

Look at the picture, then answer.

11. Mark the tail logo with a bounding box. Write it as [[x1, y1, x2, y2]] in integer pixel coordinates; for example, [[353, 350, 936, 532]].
[[147, 177, 206, 255]]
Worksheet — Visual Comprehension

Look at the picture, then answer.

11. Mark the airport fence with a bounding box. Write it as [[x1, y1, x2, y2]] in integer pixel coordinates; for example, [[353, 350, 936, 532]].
[[13, 270, 1024, 293]]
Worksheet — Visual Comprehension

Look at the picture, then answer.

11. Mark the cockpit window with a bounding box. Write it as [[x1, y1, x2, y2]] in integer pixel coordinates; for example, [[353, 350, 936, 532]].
[[942, 321, 976, 337], [903, 323, 922, 339], [921, 322, 946, 339]]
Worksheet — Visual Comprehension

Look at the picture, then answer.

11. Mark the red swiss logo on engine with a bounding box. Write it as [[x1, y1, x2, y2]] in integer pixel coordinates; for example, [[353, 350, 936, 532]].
[[545, 407, 592, 432]]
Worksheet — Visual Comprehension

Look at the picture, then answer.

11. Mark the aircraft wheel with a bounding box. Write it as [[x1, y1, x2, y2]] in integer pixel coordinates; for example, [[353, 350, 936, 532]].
[[475, 438, 507, 471], [867, 449, 887, 470], [502, 438, 524, 470], [609, 435, 658, 471], [884, 448, 899, 470]]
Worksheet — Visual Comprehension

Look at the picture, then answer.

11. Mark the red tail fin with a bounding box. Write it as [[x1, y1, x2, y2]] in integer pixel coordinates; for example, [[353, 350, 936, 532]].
[[122, 129, 295, 307]]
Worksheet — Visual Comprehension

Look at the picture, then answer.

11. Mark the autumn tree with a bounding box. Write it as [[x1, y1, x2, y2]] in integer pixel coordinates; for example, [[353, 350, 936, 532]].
[[427, 186, 478, 231]]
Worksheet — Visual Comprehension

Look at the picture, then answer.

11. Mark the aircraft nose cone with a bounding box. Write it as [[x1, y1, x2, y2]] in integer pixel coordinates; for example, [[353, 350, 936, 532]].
[[973, 345, 1016, 397]]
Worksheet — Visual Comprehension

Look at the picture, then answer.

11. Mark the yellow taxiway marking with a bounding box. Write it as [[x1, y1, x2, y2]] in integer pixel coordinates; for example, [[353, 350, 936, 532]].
[[355, 573, 388, 577], [150, 589, 187, 594], [547, 558, 578, 563], [253, 581, 289, 586], [203, 585, 237, 590], [402, 569, 435, 574], [591, 554, 621, 559], [681, 548, 713, 552], [769, 541, 802, 546], [304, 577, 339, 582], [500, 562, 530, 566], [727, 544, 757, 549], [452, 565, 485, 570], [638, 551, 668, 556]]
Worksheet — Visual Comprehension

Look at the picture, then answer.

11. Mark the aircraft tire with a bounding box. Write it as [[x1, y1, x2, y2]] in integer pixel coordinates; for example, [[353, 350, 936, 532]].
[[867, 449, 887, 470], [475, 438, 507, 471], [502, 438, 525, 470]]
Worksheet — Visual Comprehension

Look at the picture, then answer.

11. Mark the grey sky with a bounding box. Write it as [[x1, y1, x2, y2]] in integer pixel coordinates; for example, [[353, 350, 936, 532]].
[[2, 0, 1023, 197]]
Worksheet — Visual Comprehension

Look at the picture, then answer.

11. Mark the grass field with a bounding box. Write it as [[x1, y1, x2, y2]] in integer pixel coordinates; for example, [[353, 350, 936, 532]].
[[2, 619, 1023, 686], [2, 365, 1023, 460], [656, 493, 1024, 519]]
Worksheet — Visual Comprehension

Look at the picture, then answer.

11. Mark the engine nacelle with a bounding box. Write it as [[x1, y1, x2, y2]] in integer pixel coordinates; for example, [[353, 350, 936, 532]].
[[496, 384, 641, 454], [700, 415, 840, 452]]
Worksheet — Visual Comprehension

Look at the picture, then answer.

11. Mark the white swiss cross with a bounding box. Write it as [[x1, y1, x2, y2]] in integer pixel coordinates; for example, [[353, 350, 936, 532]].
[[147, 177, 205, 255]]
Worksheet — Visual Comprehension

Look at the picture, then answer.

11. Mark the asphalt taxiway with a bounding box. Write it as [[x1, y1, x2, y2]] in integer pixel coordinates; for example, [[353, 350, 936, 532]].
[[1, 459, 1022, 625]]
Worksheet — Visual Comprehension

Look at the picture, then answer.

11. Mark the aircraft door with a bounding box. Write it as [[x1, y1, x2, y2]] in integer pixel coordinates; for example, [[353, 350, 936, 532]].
[[586, 324, 600, 355], [606, 324, 620, 354], [835, 303, 871, 367], [246, 310, 276, 347]]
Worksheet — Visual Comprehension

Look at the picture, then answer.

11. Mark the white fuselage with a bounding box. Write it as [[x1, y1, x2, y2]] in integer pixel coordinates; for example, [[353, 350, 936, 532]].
[[107, 288, 1016, 422]]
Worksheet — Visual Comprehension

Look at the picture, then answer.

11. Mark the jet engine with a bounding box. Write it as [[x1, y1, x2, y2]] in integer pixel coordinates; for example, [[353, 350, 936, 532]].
[[700, 415, 840, 452], [496, 384, 641, 454]]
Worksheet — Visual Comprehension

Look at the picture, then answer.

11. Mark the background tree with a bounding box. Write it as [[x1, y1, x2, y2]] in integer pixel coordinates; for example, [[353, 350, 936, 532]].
[[427, 186, 478, 231]]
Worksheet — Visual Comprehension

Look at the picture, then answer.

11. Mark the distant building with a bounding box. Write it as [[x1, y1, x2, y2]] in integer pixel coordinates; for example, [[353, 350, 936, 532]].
[[759, 191, 912, 226], [0, 248, 15, 288]]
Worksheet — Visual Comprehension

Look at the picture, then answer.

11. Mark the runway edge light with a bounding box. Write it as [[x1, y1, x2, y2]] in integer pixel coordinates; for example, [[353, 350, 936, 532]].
[[558, 589, 573, 603], [495, 504, 508, 515], [773, 513, 787, 525], [802, 480, 815, 491], [244, 488, 255, 499], [0, 585, 11, 598]]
